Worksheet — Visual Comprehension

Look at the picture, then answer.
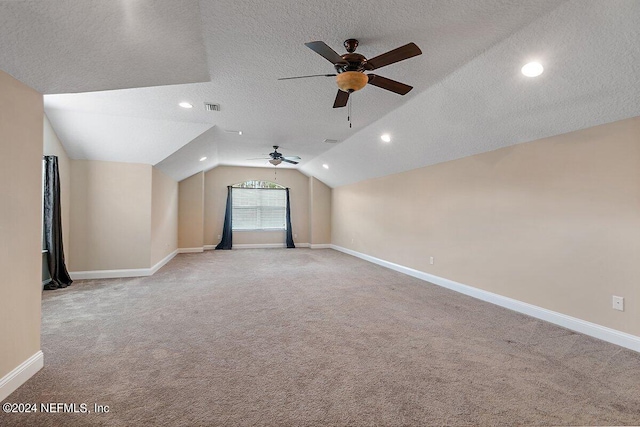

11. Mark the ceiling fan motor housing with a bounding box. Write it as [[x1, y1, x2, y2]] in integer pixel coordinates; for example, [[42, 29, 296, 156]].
[[335, 45, 369, 92], [334, 52, 368, 73]]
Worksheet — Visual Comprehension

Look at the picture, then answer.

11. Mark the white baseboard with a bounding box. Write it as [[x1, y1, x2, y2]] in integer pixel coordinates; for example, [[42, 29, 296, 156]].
[[70, 268, 149, 280], [309, 244, 331, 249], [0, 351, 44, 402], [234, 243, 287, 249], [149, 249, 178, 275], [330, 245, 640, 353], [203, 243, 311, 249], [232, 243, 310, 249], [178, 247, 204, 253], [70, 249, 178, 280]]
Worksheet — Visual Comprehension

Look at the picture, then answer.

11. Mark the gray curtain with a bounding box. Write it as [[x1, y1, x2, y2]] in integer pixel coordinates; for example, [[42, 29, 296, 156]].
[[43, 156, 72, 290], [285, 188, 295, 248], [215, 186, 233, 250]]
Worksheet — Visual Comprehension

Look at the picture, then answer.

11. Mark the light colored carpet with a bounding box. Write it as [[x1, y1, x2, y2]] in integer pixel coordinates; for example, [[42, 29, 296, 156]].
[[1, 248, 639, 426]]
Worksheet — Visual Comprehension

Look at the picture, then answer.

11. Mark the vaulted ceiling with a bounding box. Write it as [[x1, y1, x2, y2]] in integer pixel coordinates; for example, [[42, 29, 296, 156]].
[[2, 0, 639, 187]]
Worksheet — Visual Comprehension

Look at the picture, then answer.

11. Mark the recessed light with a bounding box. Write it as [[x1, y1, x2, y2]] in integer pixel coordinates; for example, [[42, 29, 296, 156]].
[[521, 62, 544, 77], [179, 102, 193, 109], [238, 131, 243, 136], [322, 164, 329, 169], [199, 156, 207, 162], [381, 134, 391, 143]]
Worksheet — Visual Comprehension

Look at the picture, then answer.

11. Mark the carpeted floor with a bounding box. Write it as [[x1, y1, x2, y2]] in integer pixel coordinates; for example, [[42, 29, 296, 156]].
[[1, 249, 639, 426]]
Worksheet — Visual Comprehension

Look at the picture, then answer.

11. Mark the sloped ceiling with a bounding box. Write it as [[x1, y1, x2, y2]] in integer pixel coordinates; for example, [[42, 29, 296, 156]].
[[2, 0, 639, 186], [302, 0, 640, 186], [0, 0, 210, 93]]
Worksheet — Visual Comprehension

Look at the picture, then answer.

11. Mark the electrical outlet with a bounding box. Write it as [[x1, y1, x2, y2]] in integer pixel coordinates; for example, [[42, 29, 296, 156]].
[[294, 233, 297, 238], [429, 256, 434, 265], [613, 296, 624, 311], [217, 235, 221, 239]]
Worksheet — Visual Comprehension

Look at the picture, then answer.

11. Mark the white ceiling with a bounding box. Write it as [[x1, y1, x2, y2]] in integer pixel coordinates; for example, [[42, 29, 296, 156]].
[[303, 0, 640, 186], [0, 0, 210, 93], [2, 0, 640, 186]]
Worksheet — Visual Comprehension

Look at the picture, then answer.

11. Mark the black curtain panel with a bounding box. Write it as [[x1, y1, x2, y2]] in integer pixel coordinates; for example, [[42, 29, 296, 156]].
[[43, 156, 72, 290], [215, 186, 233, 250], [285, 188, 295, 248]]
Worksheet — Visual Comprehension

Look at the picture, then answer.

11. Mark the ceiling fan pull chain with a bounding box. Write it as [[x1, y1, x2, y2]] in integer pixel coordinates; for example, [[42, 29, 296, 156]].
[[348, 96, 352, 128]]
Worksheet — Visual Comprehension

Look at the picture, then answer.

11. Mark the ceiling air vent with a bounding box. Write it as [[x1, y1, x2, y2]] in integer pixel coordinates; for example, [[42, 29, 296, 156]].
[[204, 103, 220, 112], [323, 139, 338, 144]]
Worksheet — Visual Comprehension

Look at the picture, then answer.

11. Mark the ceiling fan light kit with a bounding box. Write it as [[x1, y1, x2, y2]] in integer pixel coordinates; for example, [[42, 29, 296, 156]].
[[336, 71, 368, 92]]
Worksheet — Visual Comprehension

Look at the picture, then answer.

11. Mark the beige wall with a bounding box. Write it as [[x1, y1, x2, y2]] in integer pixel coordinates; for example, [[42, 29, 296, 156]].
[[151, 167, 178, 265], [309, 177, 331, 245], [203, 166, 310, 246], [43, 114, 71, 262], [69, 160, 152, 271], [332, 116, 640, 337], [178, 171, 204, 249], [0, 70, 43, 378]]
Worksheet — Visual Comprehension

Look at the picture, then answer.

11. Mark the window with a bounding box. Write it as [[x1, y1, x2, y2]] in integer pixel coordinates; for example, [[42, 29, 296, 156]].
[[232, 181, 286, 231]]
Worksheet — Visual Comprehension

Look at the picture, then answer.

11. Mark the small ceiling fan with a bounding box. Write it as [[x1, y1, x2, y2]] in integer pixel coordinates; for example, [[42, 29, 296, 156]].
[[250, 146, 301, 166], [279, 39, 422, 108]]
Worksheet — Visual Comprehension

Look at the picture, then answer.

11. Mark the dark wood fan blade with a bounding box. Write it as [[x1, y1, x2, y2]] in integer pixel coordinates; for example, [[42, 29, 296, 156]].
[[333, 90, 349, 108], [305, 41, 348, 65], [365, 43, 422, 70], [281, 158, 299, 165], [367, 74, 413, 95], [278, 74, 336, 80]]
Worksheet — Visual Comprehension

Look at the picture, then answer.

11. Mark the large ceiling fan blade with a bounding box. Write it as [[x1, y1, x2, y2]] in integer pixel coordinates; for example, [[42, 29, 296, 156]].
[[283, 156, 301, 160], [367, 74, 413, 95], [305, 41, 348, 65], [365, 43, 422, 70], [278, 74, 336, 80], [333, 90, 349, 108], [281, 158, 299, 165]]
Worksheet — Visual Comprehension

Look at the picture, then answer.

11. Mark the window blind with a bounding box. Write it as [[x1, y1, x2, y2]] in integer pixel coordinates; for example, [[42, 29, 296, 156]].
[[232, 188, 286, 230]]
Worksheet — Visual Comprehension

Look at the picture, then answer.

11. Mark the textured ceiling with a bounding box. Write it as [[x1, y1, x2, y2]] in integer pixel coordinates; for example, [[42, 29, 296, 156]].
[[2, 0, 639, 186], [0, 0, 210, 94], [301, 0, 640, 186]]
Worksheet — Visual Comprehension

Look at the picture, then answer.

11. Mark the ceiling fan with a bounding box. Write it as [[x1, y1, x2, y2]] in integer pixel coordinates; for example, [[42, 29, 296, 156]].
[[279, 39, 422, 108], [251, 146, 301, 166]]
